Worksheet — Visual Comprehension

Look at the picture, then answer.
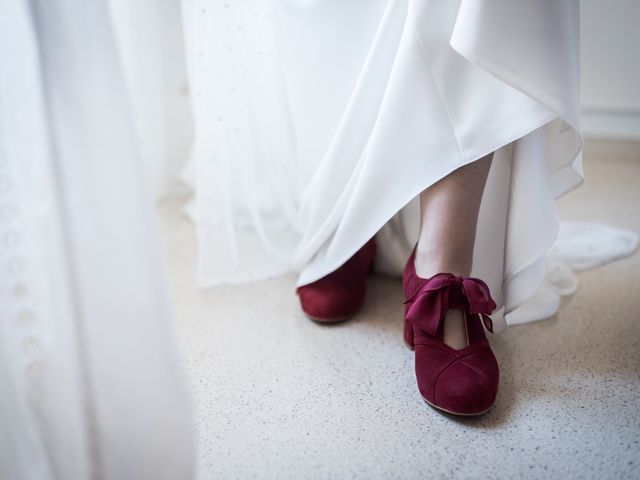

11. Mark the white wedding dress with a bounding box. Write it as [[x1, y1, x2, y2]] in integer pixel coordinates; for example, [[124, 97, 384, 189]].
[[182, 0, 638, 329]]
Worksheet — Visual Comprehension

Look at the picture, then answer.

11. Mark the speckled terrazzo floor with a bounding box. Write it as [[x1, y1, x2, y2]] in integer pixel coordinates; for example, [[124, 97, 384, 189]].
[[161, 142, 640, 479]]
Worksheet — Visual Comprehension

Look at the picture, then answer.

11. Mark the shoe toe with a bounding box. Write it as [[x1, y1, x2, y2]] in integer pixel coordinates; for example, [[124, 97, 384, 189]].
[[298, 282, 364, 321], [431, 357, 498, 415]]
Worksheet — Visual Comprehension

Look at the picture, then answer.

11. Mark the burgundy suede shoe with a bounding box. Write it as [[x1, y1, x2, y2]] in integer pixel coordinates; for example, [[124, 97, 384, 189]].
[[403, 248, 499, 415], [297, 238, 376, 323]]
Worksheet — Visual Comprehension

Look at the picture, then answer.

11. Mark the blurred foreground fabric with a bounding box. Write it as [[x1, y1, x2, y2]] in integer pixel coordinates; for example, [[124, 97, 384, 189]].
[[0, 0, 193, 478]]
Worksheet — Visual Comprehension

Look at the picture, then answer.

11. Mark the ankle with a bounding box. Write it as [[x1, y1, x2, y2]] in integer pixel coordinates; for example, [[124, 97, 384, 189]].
[[413, 248, 472, 279]]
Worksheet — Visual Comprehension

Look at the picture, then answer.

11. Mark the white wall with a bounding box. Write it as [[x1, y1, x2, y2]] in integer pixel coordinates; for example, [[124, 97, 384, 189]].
[[581, 0, 640, 139]]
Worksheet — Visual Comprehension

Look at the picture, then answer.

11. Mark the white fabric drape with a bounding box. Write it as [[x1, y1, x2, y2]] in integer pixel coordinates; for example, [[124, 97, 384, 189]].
[[0, 1, 194, 478]]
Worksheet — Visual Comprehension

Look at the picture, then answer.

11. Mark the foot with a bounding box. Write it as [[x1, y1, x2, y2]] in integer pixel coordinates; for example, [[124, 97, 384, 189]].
[[296, 238, 376, 323], [403, 247, 499, 415]]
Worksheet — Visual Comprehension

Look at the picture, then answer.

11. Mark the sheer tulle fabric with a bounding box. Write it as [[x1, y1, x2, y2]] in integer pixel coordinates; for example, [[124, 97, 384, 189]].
[[183, 0, 637, 329]]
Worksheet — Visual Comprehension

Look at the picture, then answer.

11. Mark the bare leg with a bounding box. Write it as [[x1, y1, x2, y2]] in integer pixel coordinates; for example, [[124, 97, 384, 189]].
[[414, 153, 493, 349]]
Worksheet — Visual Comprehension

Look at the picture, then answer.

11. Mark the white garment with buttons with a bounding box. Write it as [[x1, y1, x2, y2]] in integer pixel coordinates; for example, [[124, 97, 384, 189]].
[[0, 0, 194, 478]]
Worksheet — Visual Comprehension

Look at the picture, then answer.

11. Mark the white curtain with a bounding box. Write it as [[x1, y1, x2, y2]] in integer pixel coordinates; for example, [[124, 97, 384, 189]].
[[0, 0, 194, 478]]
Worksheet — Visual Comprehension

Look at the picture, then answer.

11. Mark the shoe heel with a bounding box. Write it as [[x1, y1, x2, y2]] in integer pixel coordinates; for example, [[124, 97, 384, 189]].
[[403, 317, 415, 351]]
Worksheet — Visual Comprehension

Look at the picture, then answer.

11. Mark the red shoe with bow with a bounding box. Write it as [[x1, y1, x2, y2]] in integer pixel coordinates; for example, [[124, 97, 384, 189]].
[[297, 238, 376, 323], [403, 248, 499, 415]]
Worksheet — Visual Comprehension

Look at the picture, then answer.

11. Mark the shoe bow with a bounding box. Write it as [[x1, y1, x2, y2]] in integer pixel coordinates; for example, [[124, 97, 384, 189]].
[[403, 273, 497, 336]]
